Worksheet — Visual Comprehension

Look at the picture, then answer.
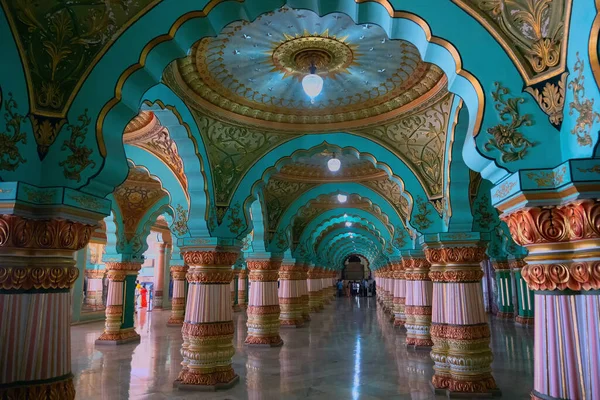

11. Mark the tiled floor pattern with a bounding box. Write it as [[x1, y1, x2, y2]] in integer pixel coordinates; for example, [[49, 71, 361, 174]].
[[72, 297, 534, 399]]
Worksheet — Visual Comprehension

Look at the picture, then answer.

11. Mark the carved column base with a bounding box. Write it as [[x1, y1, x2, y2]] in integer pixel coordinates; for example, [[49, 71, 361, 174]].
[[279, 298, 304, 328], [237, 290, 247, 310], [245, 305, 283, 347], [515, 315, 534, 326], [152, 292, 163, 309], [167, 297, 185, 326], [175, 368, 239, 392], [496, 311, 515, 319], [0, 374, 76, 400], [393, 298, 406, 327], [95, 327, 141, 345], [405, 305, 433, 348]]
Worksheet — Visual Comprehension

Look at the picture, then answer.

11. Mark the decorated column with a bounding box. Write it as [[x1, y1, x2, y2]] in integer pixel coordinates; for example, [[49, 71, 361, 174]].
[[307, 267, 322, 312], [300, 264, 311, 322], [278, 261, 304, 328], [403, 252, 433, 348], [96, 261, 142, 345], [424, 237, 498, 396], [85, 268, 106, 309], [0, 215, 97, 400], [392, 261, 406, 327], [167, 265, 188, 326], [245, 255, 283, 347], [174, 247, 239, 390], [237, 268, 247, 310], [501, 198, 600, 399], [491, 259, 515, 319], [231, 268, 239, 312], [384, 267, 394, 315], [510, 258, 534, 325], [153, 242, 167, 309]]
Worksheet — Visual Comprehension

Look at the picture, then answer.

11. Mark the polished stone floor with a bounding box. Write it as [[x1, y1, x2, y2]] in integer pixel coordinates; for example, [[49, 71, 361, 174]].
[[72, 297, 534, 399]]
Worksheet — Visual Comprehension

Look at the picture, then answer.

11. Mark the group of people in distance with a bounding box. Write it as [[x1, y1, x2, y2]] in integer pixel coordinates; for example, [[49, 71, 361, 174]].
[[336, 278, 375, 297]]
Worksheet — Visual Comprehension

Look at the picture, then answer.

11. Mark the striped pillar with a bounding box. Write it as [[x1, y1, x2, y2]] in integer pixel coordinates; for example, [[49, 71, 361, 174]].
[[167, 265, 187, 326], [0, 215, 95, 400], [278, 262, 304, 328], [491, 260, 515, 319], [307, 268, 322, 312], [245, 257, 283, 347], [404, 255, 433, 348], [510, 258, 534, 325], [501, 200, 600, 399], [384, 267, 394, 316], [85, 268, 106, 309], [153, 243, 167, 309], [425, 244, 498, 396], [237, 269, 247, 310], [96, 262, 142, 345], [393, 262, 406, 327], [300, 265, 311, 322], [231, 269, 239, 312], [174, 249, 239, 390]]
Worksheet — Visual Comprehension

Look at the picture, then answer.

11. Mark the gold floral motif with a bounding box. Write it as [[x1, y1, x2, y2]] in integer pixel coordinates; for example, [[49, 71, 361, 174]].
[[362, 178, 410, 221], [412, 196, 432, 231], [68, 193, 104, 210], [263, 178, 316, 233], [568, 53, 600, 147], [525, 72, 567, 126], [0, 264, 79, 291], [577, 165, 600, 174], [59, 109, 96, 181], [0, 91, 27, 171], [453, 0, 569, 84], [425, 246, 487, 265], [172, 204, 189, 237], [492, 181, 517, 199], [485, 82, 535, 162], [182, 251, 239, 267], [525, 166, 566, 187], [227, 202, 245, 235], [23, 186, 55, 204]]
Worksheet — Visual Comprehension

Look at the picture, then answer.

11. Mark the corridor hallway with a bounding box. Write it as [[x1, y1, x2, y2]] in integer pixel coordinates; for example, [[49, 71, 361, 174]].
[[72, 298, 533, 400]]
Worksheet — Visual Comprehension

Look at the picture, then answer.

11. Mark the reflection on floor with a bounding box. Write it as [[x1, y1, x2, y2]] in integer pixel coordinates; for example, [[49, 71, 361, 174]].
[[72, 297, 534, 399]]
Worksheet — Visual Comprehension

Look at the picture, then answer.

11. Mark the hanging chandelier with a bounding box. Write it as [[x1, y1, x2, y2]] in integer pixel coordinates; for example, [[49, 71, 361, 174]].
[[301, 62, 324, 104], [327, 153, 341, 172]]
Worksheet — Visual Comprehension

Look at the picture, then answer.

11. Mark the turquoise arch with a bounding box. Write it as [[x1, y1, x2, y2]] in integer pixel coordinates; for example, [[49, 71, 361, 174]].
[[307, 214, 393, 252], [220, 134, 438, 238], [312, 225, 386, 264], [52, 0, 540, 200]]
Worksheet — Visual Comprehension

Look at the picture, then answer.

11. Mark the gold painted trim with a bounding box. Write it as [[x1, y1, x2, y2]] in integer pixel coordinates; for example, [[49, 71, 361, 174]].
[[96, 1, 485, 157], [271, 171, 388, 183], [495, 183, 600, 212], [451, 0, 572, 86], [0, 0, 164, 118], [96, 0, 244, 156], [590, 0, 600, 90], [443, 98, 463, 224]]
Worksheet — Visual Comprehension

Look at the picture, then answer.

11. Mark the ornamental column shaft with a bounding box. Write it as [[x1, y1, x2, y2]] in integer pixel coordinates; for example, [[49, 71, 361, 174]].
[[0, 215, 95, 400], [425, 243, 497, 396], [404, 255, 433, 348], [491, 259, 515, 319], [167, 265, 187, 326], [510, 258, 534, 325], [237, 269, 247, 310], [96, 261, 142, 345], [502, 200, 600, 399], [85, 269, 105, 309], [245, 257, 283, 347], [278, 262, 304, 328], [174, 248, 239, 390], [153, 243, 167, 309], [392, 262, 406, 327], [300, 265, 311, 322], [307, 268, 322, 312]]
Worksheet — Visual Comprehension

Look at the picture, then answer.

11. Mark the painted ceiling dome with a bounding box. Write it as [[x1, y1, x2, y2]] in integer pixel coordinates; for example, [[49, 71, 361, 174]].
[[165, 6, 446, 132], [274, 152, 387, 182]]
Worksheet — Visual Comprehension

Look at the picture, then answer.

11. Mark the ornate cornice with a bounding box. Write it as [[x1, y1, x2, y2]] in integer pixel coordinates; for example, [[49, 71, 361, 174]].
[[182, 251, 239, 267], [522, 262, 600, 291]]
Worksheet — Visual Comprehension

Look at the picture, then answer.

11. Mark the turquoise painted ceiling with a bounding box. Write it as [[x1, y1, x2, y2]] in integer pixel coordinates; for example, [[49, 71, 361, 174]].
[[197, 6, 433, 111]]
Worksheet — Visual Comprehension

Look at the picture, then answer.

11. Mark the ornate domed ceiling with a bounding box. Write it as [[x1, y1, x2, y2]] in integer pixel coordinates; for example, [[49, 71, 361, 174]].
[[274, 152, 387, 182], [164, 6, 446, 132]]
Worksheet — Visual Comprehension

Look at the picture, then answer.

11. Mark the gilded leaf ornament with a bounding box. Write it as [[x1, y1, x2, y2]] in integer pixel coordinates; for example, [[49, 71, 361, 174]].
[[263, 179, 316, 234], [228, 202, 245, 236], [524, 72, 567, 127], [412, 196, 432, 231], [59, 109, 96, 182], [0, 91, 27, 172], [361, 178, 410, 222], [526, 166, 566, 187], [190, 108, 290, 206], [172, 204, 189, 237], [568, 53, 600, 147], [473, 194, 497, 231], [393, 227, 408, 248], [485, 82, 535, 162], [453, 0, 570, 84], [493, 181, 517, 199]]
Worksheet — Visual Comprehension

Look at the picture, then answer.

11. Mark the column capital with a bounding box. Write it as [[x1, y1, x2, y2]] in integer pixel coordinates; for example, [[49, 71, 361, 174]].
[[85, 268, 106, 279], [491, 260, 510, 271], [182, 248, 240, 267]]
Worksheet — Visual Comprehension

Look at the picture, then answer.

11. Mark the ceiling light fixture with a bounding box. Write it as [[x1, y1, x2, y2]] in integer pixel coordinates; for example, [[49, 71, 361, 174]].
[[301, 62, 324, 104], [327, 153, 341, 172], [337, 194, 348, 203]]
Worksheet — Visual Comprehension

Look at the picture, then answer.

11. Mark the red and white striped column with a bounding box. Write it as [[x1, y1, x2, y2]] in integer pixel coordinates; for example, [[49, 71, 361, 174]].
[[0, 215, 95, 400], [300, 264, 311, 322], [392, 261, 406, 327], [237, 269, 247, 310], [245, 256, 283, 347], [174, 248, 239, 390], [85, 268, 105, 310], [167, 265, 187, 326], [278, 262, 304, 328], [404, 254, 433, 348]]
